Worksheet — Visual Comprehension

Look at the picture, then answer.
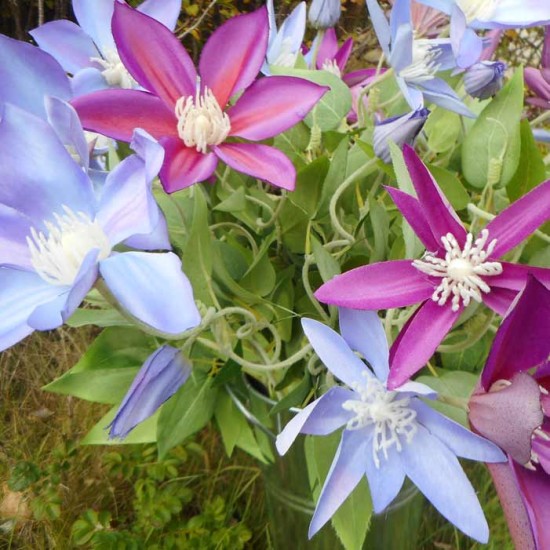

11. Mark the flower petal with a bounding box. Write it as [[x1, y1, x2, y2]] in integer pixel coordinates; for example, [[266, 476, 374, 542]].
[[73, 0, 117, 51], [338, 308, 390, 381], [214, 143, 296, 191], [71, 67, 110, 96], [99, 251, 201, 335], [490, 1, 550, 28], [0, 205, 34, 269], [484, 179, 550, 258], [417, 78, 476, 117], [227, 76, 327, 140], [489, 262, 550, 291], [275, 386, 355, 455], [72, 89, 178, 142], [112, 1, 197, 105], [481, 286, 517, 316], [159, 137, 218, 192], [334, 38, 353, 72], [199, 7, 269, 107], [138, 0, 181, 31], [388, 299, 460, 390], [317, 28, 339, 67], [315, 260, 433, 310], [301, 318, 371, 387], [366, 0, 391, 58]]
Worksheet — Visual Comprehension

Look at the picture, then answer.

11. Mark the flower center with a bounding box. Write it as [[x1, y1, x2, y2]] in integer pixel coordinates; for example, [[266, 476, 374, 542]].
[[343, 376, 418, 468], [398, 39, 441, 83], [271, 37, 298, 67], [27, 206, 111, 286], [413, 229, 502, 312], [175, 87, 231, 154], [91, 49, 137, 89], [456, 0, 499, 24], [321, 59, 342, 78]]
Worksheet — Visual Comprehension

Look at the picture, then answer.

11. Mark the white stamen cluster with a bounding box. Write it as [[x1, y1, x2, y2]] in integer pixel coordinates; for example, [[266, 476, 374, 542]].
[[321, 59, 342, 78], [398, 39, 441, 83], [175, 87, 231, 154], [413, 229, 502, 312], [27, 206, 111, 286], [343, 375, 418, 468], [91, 49, 137, 89], [456, 0, 499, 24]]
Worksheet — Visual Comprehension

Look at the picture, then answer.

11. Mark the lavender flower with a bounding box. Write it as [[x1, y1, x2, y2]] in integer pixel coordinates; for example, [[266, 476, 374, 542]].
[[464, 60, 506, 99], [308, 0, 341, 29]]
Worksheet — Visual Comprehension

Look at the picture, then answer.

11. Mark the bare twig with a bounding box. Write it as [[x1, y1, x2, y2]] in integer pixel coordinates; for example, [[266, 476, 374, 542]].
[[177, 0, 218, 39]]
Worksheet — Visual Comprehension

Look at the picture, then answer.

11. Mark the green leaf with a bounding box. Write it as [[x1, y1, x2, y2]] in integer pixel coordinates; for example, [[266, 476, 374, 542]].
[[66, 307, 132, 328], [240, 233, 276, 297], [424, 108, 461, 153], [318, 137, 349, 218], [157, 370, 218, 458], [369, 197, 389, 262], [289, 156, 330, 216], [213, 186, 247, 213], [507, 118, 547, 201], [270, 372, 311, 416], [311, 237, 341, 282], [462, 68, 524, 188], [427, 164, 469, 211]]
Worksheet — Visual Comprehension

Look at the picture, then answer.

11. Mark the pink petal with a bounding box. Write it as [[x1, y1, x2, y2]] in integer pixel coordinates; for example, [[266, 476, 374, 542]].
[[489, 262, 550, 291], [214, 143, 295, 190], [388, 299, 461, 389], [72, 89, 178, 141], [386, 187, 440, 251], [112, 1, 197, 107], [485, 179, 550, 258], [334, 38, 353, 72], [159, 137, 218, 193], [403, 145, 467, 247], [343, 68, 381, 87], [314, 260, 433, 309], [316, 28, 339, 68], [199, 7, 269, 107], [227, 76, 327, 140], [481, 286, 518, 316], [481, 276, 550, 389]]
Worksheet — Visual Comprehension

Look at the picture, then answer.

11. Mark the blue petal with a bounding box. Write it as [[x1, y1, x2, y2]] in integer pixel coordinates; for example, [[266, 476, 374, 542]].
[[309, 429, 370, 537], [390, 0, 412, 40], [338, 308, 389, 381], [73, 0, 116, 52], [30, 19, 99, 74], [0, 34, 71, 119], [301, 318, 372, 387], [0, 205, 34, 269], [123, 215, 171, 251], [396, 77, 425, 110], [411, 400, 506, 462], [275, 386, 356, 455], [71, 67, 110, 97], [450, 7, 484, 68], [417, 78, 476, 117], [489, 0, 550, 28], [281, 1, 306, 52], [431, 41, 457, 71], [0, 104, 96, 224], [130, 129, 165, 183], [99, 251, 201, 335], [138, 0, 182, 31], [109, 345, 191, 439], [389, 23, 413, 72], [396, 380, 437, 398], [366, 0, 391, 58], [400, 424, 490, 543]]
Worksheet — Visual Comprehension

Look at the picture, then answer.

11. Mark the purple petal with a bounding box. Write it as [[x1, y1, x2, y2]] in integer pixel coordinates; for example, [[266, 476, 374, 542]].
[[302, 318, 372, 387], [315, 260, 433, 310], [0, 205, 34, 269], [275, 386, 356, 455], [338, 308, 390, 381], [309, 429, 370, 538], [214, 143, 296, 191], [400, 425, 490, 543], [489, 262, 550, 291], [525, 68, 550, 102], [481, 276, 550, 389], [99, 251, 201, 335], [112, 1, 196, 106], [158, 138, 218, 192], [109, 345, 191, 439], [138, 0, 181, 31], [73, 0, 116, 51], [199, 7, 269, 108], [334, 38, 353, 72], [388, 300, 460, 389], [481, 286, 517, 315], [485, 179, 550, 258], [343, 67, 379, 87], [72, 89, 178, 142], [227, 76, 327, 140], [30, 19, 100, 74], [0, 34, 71, 119], [316, 28, 339, 68]]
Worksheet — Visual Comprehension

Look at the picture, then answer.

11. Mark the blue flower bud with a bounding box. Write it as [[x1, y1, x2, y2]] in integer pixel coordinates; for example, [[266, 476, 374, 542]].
[[464, 61, 506, 100], [373, 108, 430, 163], [308, 0, 341, 29]]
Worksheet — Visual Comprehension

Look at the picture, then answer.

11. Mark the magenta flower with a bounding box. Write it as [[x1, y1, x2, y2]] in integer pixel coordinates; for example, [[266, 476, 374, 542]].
[[525, 26, 550, 110], [315, 145, 550, 389], [72, 2, 327, 193], [467, 276, 550, 549]]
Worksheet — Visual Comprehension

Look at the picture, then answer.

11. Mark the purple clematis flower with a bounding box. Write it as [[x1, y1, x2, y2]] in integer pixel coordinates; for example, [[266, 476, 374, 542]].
[[109, 345, 191, 439], [366, 0, 474, 117], [0, 101, 200, 351], [276, 309, 505, 541], [467, 276, 550, 549], [525, 26, 550, 110], [72, 3, 327, 193], [315, 145, 550, 389], [30, 0, 181, 96]]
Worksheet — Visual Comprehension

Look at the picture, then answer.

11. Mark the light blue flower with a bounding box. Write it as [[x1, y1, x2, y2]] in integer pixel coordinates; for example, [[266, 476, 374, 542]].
[[30, 0, 181, 96], [463, 60, 506, 99], [308, 0, 341, 29], [367, 0, 474, 117], [276, 309, 505, 541], [0, 101, 200, 352]]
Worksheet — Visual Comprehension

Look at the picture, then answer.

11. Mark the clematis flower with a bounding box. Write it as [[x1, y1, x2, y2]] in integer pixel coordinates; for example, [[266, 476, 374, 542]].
[[525, 26, 550, 110], [315, 145, 550, 389], [30, 0, 181, 96], [308, 0, 341, 29], [0, 101, 200, 352], [72, 3, 327, 193], [109, 345, 191, 439], [366, 0, 474, 117], [389, 0, 448, 38], [263, 0, 306, 74], [276, 309, 505, 541], [463, 60, 506, 99], [467, 276, 550, 549]]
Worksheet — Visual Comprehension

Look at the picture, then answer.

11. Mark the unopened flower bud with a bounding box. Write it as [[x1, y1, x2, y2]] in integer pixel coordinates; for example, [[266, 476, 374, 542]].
[[464, 61, 506, 100], [308, 0, 341, 29]]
